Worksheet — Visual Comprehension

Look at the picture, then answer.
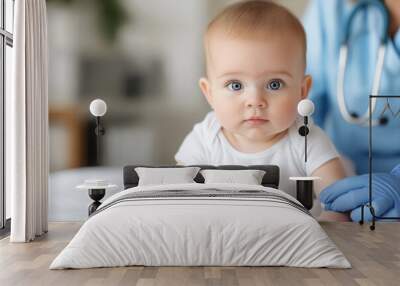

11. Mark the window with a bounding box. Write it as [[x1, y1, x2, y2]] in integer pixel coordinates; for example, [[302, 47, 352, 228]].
[[0, 0, 14, 232]]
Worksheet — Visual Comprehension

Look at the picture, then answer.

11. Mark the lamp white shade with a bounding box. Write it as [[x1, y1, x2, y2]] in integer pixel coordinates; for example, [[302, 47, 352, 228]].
[[297, 99, 314, 117], [89, 99, 107, 117]]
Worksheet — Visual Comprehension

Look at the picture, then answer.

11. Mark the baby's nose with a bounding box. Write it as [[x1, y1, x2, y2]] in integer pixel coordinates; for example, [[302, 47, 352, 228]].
[[246, 93, 267, 108]]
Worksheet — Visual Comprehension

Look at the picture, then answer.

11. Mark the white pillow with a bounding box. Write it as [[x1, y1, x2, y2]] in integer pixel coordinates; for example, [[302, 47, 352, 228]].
[[200, 169, 266, 185], [135, 167, 200, 186]]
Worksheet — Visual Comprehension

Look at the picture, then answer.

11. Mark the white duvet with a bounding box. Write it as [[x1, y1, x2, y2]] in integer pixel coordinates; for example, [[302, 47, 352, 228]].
[[50, 183, 351, 269]]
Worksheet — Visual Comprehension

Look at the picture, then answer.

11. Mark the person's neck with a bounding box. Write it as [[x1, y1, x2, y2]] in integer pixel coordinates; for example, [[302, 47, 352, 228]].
[[222, 128, 288, 153], [385, 0, 400, 37]]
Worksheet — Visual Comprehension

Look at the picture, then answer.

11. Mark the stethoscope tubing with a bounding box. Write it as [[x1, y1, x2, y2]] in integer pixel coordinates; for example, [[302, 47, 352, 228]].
[[336, 0, 390, 126]]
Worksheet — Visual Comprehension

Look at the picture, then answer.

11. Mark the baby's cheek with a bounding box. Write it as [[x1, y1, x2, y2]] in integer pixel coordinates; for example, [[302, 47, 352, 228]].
[[216, 94, 241, 110], [213, 100, 241, 128], [271, 100, 297, 125]]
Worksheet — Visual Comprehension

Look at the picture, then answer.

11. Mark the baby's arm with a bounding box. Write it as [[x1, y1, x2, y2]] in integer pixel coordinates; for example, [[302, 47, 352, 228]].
[[174, 123, 208, 166], [312, 158, 350, 221]]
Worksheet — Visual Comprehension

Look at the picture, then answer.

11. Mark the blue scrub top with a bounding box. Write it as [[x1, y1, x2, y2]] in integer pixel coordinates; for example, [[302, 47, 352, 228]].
[[303, 0, 400, 174]]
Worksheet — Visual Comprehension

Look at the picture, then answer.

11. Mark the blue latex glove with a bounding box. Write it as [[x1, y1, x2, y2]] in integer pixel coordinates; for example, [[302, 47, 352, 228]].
[[320, 164, 400, 222]]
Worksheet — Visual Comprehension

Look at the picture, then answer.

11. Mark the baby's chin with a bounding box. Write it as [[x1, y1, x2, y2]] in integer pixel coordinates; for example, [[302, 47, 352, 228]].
[[237, 128, 287, 142]]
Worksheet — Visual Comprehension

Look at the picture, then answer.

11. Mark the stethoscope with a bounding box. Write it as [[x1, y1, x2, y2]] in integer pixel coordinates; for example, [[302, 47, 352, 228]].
[[337, 0, 391, 126]]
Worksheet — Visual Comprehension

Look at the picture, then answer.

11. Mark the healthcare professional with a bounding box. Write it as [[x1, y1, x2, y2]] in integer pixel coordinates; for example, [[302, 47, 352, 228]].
[[303, 0, 400, 221]]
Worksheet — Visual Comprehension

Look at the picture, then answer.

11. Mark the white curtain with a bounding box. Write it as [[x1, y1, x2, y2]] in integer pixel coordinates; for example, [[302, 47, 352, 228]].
[[7, 0, 49, 242]]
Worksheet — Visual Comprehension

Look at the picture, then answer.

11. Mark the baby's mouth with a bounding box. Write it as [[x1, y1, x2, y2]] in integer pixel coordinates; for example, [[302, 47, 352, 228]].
[[244, 117, 269, 125]]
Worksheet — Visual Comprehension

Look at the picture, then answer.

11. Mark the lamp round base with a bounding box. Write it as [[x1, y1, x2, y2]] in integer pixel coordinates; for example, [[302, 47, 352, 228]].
[[289, 177, 320, 211], [295, 180, 314, 210], [88, 188, 105, 215], [88, 201, 102, 216], [88, 188, 105, 201]]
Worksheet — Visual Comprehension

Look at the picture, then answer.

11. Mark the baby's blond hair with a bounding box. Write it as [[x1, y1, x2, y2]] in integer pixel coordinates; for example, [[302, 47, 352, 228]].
[[205, 1, 306, 71]]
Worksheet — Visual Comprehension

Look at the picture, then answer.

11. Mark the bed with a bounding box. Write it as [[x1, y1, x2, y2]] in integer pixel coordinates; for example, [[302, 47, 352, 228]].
[[50, 165, 350, 269]]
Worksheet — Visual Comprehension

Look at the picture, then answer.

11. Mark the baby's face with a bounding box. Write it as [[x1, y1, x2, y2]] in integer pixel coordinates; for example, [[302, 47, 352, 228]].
[[200, 35, 311, 143]]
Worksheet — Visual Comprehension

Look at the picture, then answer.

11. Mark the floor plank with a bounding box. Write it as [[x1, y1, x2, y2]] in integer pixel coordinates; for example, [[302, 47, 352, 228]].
[[0, 222, 399, 286]]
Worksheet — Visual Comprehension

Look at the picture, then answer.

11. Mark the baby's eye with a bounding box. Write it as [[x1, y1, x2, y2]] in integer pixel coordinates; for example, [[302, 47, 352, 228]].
[[267, 79, 283, 91], [226, 81, 243, 91]]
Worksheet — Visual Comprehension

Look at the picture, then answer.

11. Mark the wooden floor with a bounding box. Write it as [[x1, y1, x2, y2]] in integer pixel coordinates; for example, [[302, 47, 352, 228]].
[[0, 222, 399, 286]]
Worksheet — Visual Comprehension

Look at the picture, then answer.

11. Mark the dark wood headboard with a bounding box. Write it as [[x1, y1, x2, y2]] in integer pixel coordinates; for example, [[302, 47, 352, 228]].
[[123, 165, 280, 189]]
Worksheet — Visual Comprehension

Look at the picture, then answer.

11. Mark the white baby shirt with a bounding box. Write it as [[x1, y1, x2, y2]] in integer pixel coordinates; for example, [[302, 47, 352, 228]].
[[175, 111, 339, 199]]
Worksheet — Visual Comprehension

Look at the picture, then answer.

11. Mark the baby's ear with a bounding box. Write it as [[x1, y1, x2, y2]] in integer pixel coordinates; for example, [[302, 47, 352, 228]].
[[199, 77, 214, 107], [301, 75, 313, 100]]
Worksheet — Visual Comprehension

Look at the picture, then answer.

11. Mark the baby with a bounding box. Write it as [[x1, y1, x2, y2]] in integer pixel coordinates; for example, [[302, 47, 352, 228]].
[[175, 1, 348, 221]]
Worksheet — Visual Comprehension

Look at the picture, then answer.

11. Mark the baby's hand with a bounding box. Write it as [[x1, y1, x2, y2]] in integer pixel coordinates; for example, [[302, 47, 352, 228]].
[[317, 211, 350, 222]]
